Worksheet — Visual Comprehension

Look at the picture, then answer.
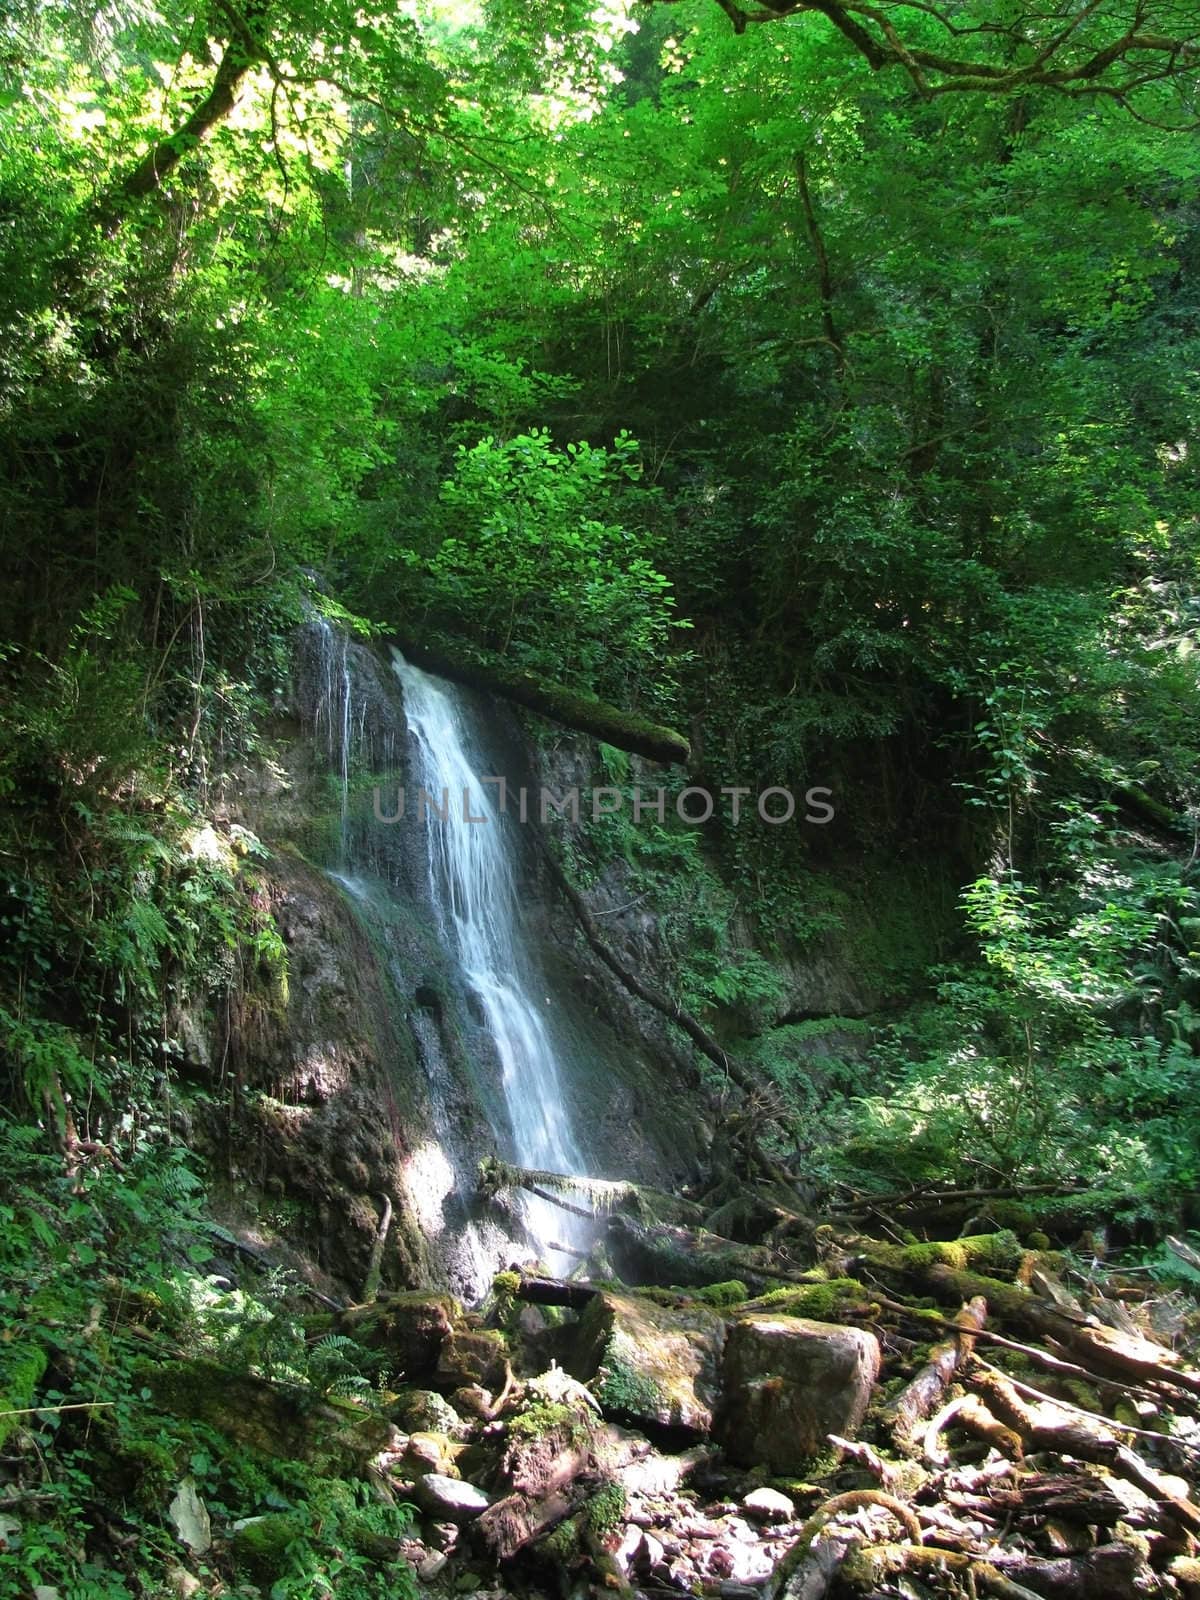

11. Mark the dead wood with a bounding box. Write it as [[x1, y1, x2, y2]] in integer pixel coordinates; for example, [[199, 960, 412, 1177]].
[[884, 1295, 987, 1452]]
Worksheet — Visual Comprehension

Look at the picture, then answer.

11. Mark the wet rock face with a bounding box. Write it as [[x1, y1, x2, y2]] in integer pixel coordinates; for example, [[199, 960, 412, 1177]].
[[568, 1292, 727, 1438], [716, 1316, 880, 1474], [190, 846, 440, 1299]]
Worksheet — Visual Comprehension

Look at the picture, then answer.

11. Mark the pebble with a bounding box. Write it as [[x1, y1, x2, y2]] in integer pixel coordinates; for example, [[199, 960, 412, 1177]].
[[641, 1532, 666, 1570], [742, 1487, 796, 1524], [682, 1517, 723, 1539], [615, 1525, 645, 1572], [419, 1554, 449, 1581], [704, 1545, 735, 1578]]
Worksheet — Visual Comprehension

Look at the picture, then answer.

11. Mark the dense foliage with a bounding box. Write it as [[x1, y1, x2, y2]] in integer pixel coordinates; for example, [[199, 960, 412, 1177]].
[[2, 0, 1200, 1588]]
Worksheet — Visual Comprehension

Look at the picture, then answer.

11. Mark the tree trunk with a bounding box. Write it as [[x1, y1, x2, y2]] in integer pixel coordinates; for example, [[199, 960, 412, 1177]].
[[391, 632, 690, 765]]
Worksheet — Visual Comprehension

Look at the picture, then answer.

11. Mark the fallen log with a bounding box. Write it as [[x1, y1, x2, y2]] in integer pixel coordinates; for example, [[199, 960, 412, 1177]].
[[972, 1364, 1200, 1535], [973, 1473, 1128, 1528], [513, 1275, 600, 1310], [987, 1541, 1145, 1600], [925, 1393, 1023, 1464], [974, 1355, 1200, 1458], [766, 1491, 922, 1600], [852, 1542, 1134, 1600], [391, 633, 691, 765], [884, 1295, 987, 1454], [476, 1489, 574, 1561], [831, 1181, 1083, 1215]]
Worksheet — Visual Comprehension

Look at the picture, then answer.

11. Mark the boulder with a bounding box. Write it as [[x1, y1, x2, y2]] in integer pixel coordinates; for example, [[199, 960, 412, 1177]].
[[436, 1326, 509, 1389], [568, 1292, 726, 1437], [717, 1316, 880, 1474], [143, 1359, 395, 1475], [413, 1473, 490, 1522], [391, 1387, 471, 1440], [339, 1292, 460, 1379]]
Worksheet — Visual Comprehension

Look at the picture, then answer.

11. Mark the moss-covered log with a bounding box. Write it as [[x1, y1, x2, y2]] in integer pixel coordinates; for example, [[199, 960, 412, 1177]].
[[390, 634, 690, 765]]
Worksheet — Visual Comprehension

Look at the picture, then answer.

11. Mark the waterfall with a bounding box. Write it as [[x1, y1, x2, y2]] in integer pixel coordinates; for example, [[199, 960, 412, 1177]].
[[391, 650, 591, 1266], [311, 618, 369, 865]]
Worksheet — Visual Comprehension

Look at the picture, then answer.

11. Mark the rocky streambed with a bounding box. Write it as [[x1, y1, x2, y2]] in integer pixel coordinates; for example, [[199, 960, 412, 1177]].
[[154, 1205, 1200, 1600]]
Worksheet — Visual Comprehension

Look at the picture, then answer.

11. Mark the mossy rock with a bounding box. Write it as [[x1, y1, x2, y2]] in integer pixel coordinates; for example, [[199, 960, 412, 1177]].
[[91, 1426, 179, 1505], [746, 1279, 878, 1322], [232, 1512, 307, 1579], [436, 1326, 509, 1389], [718, 1316, 881, 1475], [140, 1358, 393, 1474], [390, 1386, 469, 1439], [568, 1291, 725, 1436], [338, 1291, 460, 1379], [696, 1280, 749, 1307]]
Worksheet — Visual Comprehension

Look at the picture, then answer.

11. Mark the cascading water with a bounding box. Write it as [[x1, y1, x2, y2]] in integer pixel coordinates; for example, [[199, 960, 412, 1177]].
[[391, 650, 592, 1268]]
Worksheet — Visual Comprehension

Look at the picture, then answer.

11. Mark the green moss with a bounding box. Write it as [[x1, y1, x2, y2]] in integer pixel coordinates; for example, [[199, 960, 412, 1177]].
[[595, 1349, 669, 1419], [541, 1513, 582, 1560], [492, 1270, 521, 1298], [585, 1482, 627, 1538], [745, 1278, 877, 1321], [696, 1279, 748, 1307], [232, 1512, 307, 1578], [866, 1231, 1023, 1276], [508, 1402, 587, 1444], [96, 1431, 179, 1504], [0, 1340, 47, 1450], [139, 1357, 392, 1473]]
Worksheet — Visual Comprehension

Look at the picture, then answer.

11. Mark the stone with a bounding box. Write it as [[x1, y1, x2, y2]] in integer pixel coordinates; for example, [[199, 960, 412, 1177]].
[[741, 1487, 795, 1523], [436, 1327, 509, 1390], [418, 1553, 450, 1580], [413, 1473, 491, 1522], [392, 1387, 471, 1440], [402, 1430, 462, 1478], [568, 1291, 726, 1437], [167, 1477, 211, 1555], [614, 1524, 645, 1572], [718, 1317, 880, 1475], [340, 1292, 461, 1379], [231, 1513, 307, 1578]]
